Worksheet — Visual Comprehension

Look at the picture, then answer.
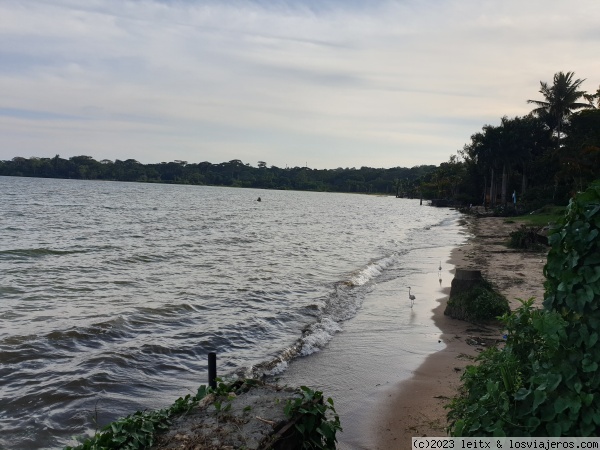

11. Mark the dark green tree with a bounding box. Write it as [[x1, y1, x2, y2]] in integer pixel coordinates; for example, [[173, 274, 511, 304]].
[[527, 71, 592, 148], [584, 85, 600, 108], [560, 109, 600, 192]]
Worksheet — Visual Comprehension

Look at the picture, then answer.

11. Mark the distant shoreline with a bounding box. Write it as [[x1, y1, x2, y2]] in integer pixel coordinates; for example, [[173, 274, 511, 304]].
[[0, 157, 438, 198]]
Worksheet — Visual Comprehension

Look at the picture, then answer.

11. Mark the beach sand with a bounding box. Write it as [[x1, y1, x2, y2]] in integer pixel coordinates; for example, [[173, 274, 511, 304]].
[[372, 214, 548, 449], [279, 241, 462, 449]]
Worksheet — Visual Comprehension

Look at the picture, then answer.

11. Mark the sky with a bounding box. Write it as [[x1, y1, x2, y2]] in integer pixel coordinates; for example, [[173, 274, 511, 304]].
[[1, 1, 599, 170]]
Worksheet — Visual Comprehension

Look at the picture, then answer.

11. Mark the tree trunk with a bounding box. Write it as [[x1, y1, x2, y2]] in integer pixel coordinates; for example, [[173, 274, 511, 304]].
[[501, 163, 507, 206], [482, 175, 487, 206], [489, 168, 496, 207]]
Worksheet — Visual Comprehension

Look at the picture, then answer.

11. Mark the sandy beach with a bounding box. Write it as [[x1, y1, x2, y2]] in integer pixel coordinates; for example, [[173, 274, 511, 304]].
[[372, 214, 548, 449]]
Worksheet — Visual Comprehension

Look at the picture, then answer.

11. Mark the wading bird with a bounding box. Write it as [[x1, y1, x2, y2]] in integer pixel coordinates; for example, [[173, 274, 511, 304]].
[[409, 287, 416, 307]]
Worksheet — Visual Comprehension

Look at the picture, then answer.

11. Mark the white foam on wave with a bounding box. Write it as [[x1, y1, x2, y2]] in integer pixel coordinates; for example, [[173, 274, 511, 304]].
[[349, 254, 396, 286], [265, 360, 289, 376], [300, 317, 342, 356], [256, 255, 400, 377]]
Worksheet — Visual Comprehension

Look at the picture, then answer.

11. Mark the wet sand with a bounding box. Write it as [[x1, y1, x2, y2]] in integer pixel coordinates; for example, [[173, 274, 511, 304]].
[[372, 215, 547, 449], [277, 219, 466, 449]]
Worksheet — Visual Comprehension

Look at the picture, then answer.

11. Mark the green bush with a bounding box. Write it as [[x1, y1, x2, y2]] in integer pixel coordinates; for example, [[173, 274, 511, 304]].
[[508, 225, 545, 250], [283, 386, 342, 450], [447, 299, 568, 436], [448, 180, 600, 436], [446, 280, 510, 322], [519, 186, 571, 212]]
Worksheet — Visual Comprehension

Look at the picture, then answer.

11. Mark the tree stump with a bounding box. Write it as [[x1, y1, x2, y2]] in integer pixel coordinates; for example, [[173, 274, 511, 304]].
[[449, 269, 483, 297], [445, 269, 484, 319]]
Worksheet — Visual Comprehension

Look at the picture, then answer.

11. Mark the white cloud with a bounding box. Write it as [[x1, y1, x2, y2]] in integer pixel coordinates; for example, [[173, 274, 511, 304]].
[[1, 0, 599, 168]]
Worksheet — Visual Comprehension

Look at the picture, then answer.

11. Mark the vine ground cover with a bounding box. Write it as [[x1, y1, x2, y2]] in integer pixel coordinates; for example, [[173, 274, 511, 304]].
[[448, 181, 600, 436]]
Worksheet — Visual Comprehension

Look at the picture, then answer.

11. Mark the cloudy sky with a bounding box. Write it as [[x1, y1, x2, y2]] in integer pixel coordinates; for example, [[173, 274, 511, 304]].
[[1, 1, 598, 169]]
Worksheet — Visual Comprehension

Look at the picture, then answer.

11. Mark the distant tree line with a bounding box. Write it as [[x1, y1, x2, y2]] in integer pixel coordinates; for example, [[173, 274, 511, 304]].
[[0, 155, 437, 197], [2, 71, 599, 209]]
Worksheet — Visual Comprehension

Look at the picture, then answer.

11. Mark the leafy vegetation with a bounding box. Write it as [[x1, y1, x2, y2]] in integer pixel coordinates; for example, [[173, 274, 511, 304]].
[[527, 71, 593, 150], [507, 225, 546, 251], [65, 385, 210, 450], [447, 181, 600, 436], [445, 280, 510, 323], [64, 380, 341, 450], [283, 385, 342, 450]]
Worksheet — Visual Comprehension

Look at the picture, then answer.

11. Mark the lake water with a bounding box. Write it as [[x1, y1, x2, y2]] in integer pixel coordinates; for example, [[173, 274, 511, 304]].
[[0, 176, 464, 449]]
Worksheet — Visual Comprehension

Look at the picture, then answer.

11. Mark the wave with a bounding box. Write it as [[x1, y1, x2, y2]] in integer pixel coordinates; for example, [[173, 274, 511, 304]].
[[0, 286, 25, 295], [109, 252, 175, 265], [347, 254, 397, 286], [0, 303, 206, 361], [249, 254, 396, 378], [248, 317, 345, 379], [299, 318, 342, 356], [0, 248, 86, 258]]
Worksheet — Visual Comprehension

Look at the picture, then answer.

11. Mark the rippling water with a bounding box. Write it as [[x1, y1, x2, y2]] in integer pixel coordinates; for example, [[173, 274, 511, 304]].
[[0, 176, 462, 449]]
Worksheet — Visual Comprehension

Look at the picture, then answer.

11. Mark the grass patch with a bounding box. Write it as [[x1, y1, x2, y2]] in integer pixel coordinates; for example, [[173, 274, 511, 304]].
[[512, 205, 566, 227], [507, 225, 547, 251]]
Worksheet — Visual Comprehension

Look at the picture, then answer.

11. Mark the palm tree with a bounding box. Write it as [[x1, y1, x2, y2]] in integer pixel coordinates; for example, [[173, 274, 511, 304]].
[[584, 85, 600, 108], [527, 71, 592, 148]]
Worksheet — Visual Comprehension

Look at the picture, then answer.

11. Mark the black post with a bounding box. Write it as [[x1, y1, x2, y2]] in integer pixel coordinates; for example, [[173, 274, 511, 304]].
[[208, 352, 217, 389]]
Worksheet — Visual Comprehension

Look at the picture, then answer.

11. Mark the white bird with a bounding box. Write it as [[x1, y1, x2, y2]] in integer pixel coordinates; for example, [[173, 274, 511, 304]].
[[438, 261, 442, 272], [408, 287, 416, 307]]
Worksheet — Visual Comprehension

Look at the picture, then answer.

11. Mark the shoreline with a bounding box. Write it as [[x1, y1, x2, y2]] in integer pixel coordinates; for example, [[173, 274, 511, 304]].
[[373, 214, 548, 449]]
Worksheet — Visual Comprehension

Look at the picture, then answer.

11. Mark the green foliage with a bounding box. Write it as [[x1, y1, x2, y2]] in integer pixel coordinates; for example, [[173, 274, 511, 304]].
[[284, 386, 342, 450], [508, 225, 546, 250], [64, 379, 259, 450], [519, 187, 568, 213], [544, 181, 600, 314], [65, 386, 208, 450], [65, 380, 341, 450], [448, 181, 600, 436], [561, 110, 600, 193], [448, 299, 569, 436], [446, 280, 510, 322]]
